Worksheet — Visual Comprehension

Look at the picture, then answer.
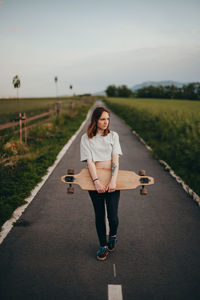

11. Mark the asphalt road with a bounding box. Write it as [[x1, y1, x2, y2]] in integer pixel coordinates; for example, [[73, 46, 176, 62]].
[[1, 102, 200, 300]]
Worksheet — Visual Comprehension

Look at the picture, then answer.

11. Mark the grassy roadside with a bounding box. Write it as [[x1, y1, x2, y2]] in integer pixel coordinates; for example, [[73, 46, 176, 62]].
[[0, 98, 95, 229], [105, 97, 200, 196]]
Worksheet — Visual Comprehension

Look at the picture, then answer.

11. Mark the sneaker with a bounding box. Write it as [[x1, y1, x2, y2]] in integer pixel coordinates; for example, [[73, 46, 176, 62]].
[[97, 246, 109, 261], [107, 236, 118, 252]]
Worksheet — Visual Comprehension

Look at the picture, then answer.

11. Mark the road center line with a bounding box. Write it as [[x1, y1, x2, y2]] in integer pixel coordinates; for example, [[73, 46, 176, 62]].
[[113, 264, 117, 277], [108, 285, 123, 300]]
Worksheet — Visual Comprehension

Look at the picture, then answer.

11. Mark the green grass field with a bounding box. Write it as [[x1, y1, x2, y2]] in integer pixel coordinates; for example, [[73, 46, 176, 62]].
[[0, 97, 77, 124], [105, 97, 200, 196]]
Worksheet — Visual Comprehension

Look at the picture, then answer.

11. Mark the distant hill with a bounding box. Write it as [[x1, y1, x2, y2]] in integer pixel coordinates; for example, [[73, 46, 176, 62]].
[[131, 81, 185, 91], [93, 90, 106, 95]]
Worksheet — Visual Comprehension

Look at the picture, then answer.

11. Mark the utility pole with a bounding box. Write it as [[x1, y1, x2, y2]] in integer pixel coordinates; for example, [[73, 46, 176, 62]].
[[54, 76, 58, 98]]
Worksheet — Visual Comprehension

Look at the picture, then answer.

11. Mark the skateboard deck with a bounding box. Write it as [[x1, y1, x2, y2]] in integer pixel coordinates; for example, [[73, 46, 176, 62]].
[[61, 168, 154, 195]]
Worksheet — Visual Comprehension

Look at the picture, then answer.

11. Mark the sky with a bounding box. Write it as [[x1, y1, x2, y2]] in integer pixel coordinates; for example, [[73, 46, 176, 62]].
[[0, 0, 200, 97]]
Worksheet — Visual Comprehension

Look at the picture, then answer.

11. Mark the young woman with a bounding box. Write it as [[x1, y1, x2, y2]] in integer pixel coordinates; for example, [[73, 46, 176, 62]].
[[80, 106, 122, 261]]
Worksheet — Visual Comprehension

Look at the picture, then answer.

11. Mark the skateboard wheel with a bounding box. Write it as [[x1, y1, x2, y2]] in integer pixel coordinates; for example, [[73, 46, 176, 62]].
[[67, 186, 74, 194], [68, 168, 74, 175], [139, 170, 146, 176], [140, 187, 147, 195]]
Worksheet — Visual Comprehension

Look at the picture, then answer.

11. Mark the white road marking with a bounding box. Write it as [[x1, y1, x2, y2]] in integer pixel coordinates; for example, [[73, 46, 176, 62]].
[[113, 264, 116, 277], [0, 105, 94, 245], [108, 285, 123, 300]]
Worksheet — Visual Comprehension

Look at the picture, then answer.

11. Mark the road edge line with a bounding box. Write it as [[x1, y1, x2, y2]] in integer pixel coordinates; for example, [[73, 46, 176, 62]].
[[0, 105, 93, 245], [132, 130, 200, 207]]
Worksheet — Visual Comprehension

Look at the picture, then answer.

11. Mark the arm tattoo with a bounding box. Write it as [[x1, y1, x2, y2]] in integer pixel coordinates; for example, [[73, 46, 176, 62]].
[[112, 162, 116, 176]]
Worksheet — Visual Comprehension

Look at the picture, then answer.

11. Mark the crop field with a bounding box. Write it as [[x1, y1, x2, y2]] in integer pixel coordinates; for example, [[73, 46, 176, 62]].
[[0, 96, 95, 229], [105, 97, 200, 197], [0, 97, 76, 124]]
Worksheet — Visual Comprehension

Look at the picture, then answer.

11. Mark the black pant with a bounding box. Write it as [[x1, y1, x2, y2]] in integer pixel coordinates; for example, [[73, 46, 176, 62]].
[[88, 190, 120, 247]]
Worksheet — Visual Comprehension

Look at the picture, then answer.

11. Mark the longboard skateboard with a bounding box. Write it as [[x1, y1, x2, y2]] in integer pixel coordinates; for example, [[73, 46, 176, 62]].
[[61, 168, 154, 195]]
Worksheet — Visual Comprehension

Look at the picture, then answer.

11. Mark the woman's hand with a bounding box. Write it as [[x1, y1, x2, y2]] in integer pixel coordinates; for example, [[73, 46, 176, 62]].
[[105, 154, 119, 193], [106, 178, 116, 193], [94, 180, 107, 193]]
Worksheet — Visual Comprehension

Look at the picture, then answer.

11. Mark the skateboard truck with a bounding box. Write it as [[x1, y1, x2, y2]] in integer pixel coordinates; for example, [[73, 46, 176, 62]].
[[67, 168, 75, 194], [139, 170, 148, 195]]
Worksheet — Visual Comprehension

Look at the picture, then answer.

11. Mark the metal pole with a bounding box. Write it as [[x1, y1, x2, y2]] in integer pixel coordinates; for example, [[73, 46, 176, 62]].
[[19, 113, 22, 144], [24, 113, 27, 145]]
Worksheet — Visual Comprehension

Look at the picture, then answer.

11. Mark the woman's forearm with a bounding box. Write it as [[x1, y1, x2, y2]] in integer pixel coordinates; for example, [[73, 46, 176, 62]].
[[87, 159, 98, 181], [87, 159, 106, 193], [111, 154, 119, 183]]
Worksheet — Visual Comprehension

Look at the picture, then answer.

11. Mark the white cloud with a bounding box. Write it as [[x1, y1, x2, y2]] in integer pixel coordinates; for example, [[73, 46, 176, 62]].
[[8, 25, 22, 32], [183, 27, 200, 35], [161, 27, 200, 35], [0, 25, 23, 34]]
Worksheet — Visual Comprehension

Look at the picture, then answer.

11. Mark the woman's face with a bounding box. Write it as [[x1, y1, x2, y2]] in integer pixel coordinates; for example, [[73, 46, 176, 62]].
[[97, 111, 110, 131]]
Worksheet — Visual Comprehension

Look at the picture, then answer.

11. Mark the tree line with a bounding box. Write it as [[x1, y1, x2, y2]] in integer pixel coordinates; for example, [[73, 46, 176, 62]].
[[105, 82, 200, 100], [105, 85, 132, 98]]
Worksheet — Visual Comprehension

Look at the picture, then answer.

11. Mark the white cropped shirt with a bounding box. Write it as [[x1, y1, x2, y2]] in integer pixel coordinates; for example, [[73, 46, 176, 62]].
[[80, 131, 122, 162]]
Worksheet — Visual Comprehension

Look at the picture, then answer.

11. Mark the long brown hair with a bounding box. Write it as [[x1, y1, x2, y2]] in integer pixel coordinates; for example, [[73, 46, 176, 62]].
[[87, 107, 110, 138]]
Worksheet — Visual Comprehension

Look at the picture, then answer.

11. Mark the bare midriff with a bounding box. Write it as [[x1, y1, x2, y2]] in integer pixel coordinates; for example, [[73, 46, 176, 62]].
[[95, 160, 112, 169]]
